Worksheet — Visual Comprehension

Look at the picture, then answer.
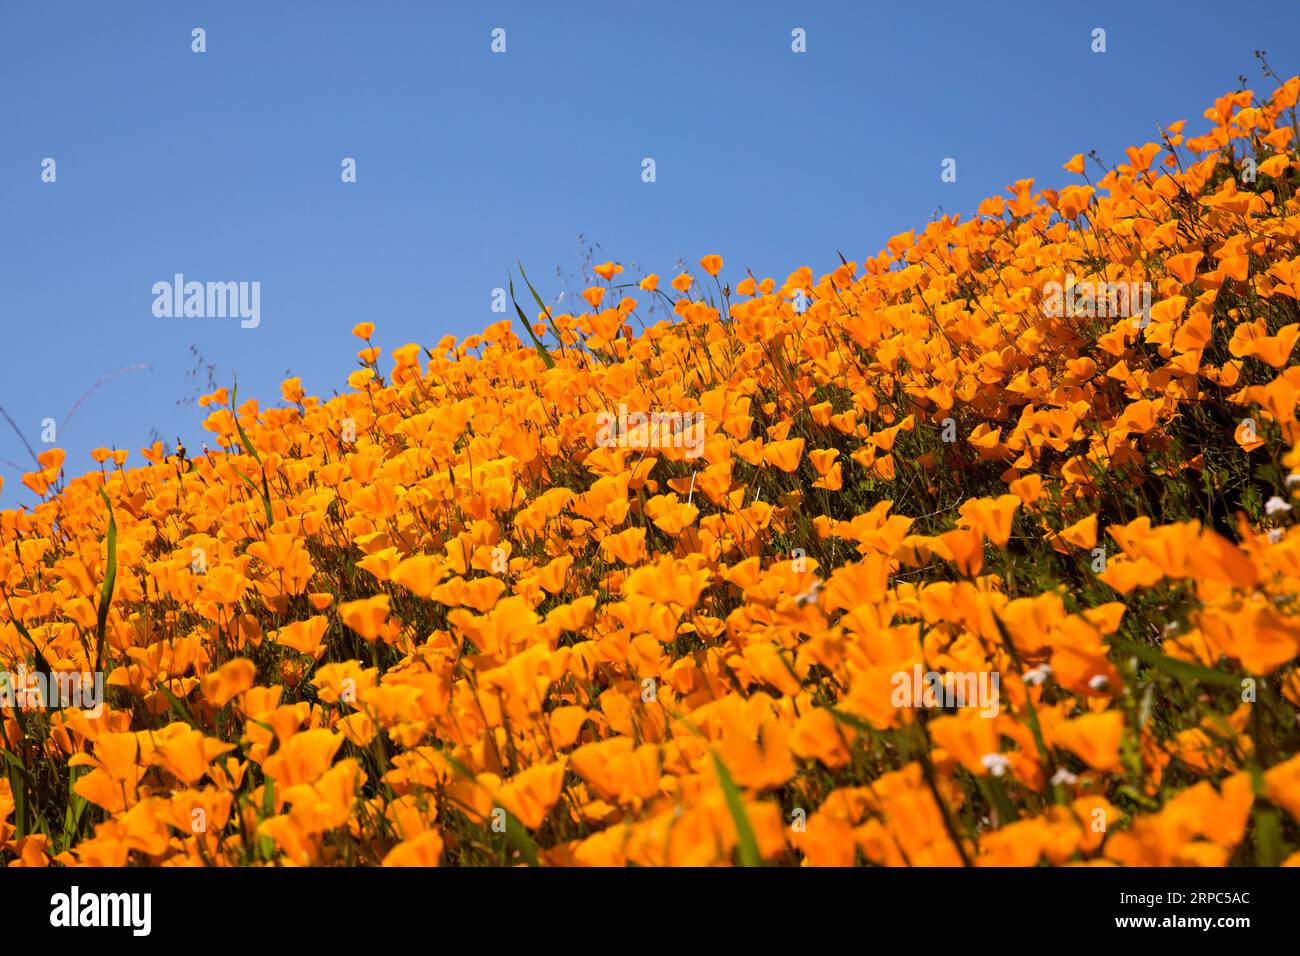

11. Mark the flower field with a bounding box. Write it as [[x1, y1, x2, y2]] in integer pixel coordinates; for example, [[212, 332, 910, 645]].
[[6, 78, 1300, 868]]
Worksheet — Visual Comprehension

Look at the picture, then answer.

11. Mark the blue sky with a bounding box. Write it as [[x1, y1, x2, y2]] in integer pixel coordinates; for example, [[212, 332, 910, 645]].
[[1, 0, 1297, 506]]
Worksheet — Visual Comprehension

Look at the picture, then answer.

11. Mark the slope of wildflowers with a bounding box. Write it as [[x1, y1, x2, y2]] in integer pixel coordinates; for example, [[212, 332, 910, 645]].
[[5, 79, 1300, 867]]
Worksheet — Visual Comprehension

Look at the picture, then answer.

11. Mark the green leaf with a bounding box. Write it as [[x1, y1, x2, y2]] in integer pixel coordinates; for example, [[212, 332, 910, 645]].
[[67, 765, 88, 845], [229, 383, 262, 464], [159, 684, 198, 727], [508, 275, 556, 369], [1110, 635, 1241, 688], [503, 810, 541, 868], [517, 261, 565, 350], [979, 775, 1020, 825], [94, 487, 118, 673], [229, 383, 275, 525], [6, 614, 57, 679], [6, 759, 26, 839], [1116, 784, 1159, 810], [0, 746, 23, 772], [1254, 807, 1283, 867], [827, 707, 875, 735], [441, 750, 541, 866], [710, 752, 762, 867]]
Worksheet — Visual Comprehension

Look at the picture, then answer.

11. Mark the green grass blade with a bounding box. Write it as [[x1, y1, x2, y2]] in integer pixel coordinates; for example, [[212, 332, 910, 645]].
[[517, 261, 566, 353], [509, 275, 556, 369], [159, 684, 198, 727], [94, 487, 117, 673], [229, 383, 274, 525], [504, 811, 541, 868], [1109, 635, 1241, 689], [439, 749, 542, 866], [710, 752, 761, 867], [229, 383, 262, 463]]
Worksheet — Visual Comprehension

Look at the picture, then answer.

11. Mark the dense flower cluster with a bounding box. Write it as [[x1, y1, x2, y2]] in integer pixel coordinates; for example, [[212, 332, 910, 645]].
[[4, 80, 1300, 866]]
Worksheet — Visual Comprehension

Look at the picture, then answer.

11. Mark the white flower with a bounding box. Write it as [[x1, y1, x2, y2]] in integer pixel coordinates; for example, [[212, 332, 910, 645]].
[[1269, 528, 1284, 544], [1051, 767, 1079, 786], [981, 753, 1011, 777], [1023, 664, 1052, 686], [1265, 495, 1292, 516], [1287, 474, 1300, 487], [795, 579, 823, 607]]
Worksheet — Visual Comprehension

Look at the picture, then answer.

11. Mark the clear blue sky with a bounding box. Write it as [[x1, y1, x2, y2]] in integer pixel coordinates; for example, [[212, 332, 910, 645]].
[[2, 0, 1297, 507]]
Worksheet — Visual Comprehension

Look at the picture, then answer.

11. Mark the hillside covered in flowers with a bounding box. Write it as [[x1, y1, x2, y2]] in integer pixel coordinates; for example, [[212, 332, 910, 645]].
[[4, 78, 1300, 867]]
